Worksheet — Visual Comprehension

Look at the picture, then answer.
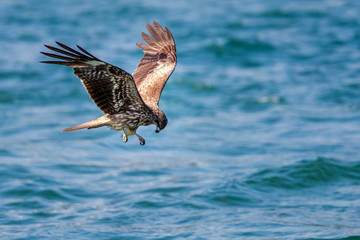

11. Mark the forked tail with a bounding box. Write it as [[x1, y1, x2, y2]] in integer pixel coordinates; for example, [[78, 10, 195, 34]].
[[62, 115, 111, 132]]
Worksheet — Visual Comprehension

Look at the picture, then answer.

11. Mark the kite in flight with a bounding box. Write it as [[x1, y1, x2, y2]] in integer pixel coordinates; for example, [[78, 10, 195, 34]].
[[41, 21, 177, 145]]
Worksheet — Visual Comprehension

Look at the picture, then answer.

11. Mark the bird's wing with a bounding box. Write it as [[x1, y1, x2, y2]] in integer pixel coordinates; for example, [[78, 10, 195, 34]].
[[41, 42, 148, 115], [132, 20, 177, 105]]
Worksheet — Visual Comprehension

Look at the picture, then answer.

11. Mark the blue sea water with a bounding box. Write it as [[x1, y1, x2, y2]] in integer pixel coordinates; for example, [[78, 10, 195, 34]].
[[1, 0, 360, 239]]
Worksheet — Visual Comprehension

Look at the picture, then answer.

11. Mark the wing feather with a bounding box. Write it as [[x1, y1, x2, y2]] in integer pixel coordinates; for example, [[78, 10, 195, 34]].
[[146, 24, 162, 43], [133, 20, 177, 105], [41, 42, 148, 115], [141, 32, 159, 47]]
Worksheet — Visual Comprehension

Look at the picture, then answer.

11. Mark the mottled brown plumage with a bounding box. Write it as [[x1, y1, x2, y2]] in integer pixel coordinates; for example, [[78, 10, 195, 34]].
[[41, 21, 177, 145]]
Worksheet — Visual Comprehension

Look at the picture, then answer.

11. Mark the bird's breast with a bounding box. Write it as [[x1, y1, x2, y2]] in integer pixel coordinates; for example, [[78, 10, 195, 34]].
[[109, 111, 154, 131]]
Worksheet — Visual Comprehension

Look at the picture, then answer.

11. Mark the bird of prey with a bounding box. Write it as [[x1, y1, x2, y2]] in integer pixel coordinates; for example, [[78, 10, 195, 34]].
[[41, 21, 177, 145]]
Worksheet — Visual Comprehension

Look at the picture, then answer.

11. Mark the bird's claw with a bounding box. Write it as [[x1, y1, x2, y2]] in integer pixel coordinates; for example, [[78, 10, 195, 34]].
[[122, 133, 128, 143], [122, 130, 145, 145], [139, 137, 145, 145], [135, 134, 145, 145]]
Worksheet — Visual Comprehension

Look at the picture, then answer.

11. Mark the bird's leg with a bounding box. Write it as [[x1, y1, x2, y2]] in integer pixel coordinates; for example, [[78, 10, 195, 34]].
[[122, 127, 145, 145], [135, 133, 146, 146], [122, 130, 128, 143]]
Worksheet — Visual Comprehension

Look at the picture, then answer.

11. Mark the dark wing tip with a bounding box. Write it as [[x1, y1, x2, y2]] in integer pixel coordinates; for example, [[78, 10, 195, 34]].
[[76, 44, 99, 60], [41, 42, 101, 66], [40, 60, 74, 66]]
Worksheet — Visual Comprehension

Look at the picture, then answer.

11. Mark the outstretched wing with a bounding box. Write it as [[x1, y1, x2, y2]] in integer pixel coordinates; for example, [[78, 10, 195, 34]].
[[133, 20, 177, 105], [41, 42, 148, 115]]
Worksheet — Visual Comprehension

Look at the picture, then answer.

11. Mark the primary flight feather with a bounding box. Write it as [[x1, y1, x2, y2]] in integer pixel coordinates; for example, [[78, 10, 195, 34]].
[[41, 21, 177, 145]]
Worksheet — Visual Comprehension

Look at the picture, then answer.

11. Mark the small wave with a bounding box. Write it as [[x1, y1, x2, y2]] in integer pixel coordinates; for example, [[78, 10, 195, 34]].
[[226, 38, 275, 51], [0, 90, 14, 104], [4, 187, 69, 201], [310, 236, 360, 240], [172, 78, 217, 92], [0, 70, 40, 80], [319, 85, 360, 106], [229, 95, 286, 112], [261, 9, 326, 19], [261, 10, 297, 19], [246, 157, 360, 189], [207, 37, 275, 58], [199, 178, 263, 206]]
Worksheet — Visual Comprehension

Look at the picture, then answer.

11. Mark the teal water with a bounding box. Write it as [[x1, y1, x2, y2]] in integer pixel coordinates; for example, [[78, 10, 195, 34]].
[[1, 0, 360, 239]]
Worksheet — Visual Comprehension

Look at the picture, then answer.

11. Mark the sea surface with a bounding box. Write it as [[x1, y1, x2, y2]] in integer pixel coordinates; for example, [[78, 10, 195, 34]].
[[1, 0, 360, 239]]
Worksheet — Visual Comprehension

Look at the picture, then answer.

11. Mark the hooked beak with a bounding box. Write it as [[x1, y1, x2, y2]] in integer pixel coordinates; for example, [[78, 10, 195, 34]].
[[155, 126, 161, 133]]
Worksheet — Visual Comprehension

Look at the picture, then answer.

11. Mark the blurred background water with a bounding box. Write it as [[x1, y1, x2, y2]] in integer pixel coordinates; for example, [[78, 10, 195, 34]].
[[1, 0, 360, 239]]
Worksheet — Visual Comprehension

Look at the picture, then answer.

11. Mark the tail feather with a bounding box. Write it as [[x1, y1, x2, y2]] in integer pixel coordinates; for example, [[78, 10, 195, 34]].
[[62, 115, 110, 132]]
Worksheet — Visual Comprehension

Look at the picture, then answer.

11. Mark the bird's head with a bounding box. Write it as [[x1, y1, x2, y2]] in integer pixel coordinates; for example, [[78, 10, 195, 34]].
[[155, 113, 168, 133]]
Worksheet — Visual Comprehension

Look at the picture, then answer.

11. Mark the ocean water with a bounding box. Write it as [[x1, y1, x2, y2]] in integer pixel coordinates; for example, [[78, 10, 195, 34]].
[[1, 0, 360, 239]]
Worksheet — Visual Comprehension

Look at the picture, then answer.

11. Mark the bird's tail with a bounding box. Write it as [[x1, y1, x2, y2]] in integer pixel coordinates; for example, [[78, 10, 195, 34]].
[[62, 115, 111, 132]]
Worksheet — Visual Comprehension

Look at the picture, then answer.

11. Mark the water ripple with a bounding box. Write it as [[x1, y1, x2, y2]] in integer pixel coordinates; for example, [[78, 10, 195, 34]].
[[246, 157, 360, 189]]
